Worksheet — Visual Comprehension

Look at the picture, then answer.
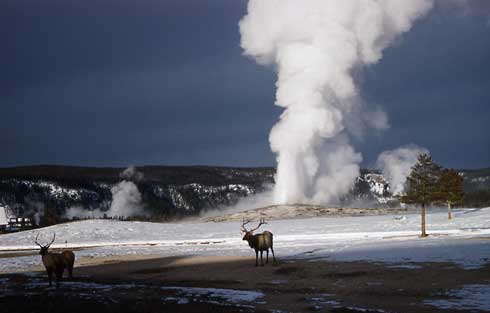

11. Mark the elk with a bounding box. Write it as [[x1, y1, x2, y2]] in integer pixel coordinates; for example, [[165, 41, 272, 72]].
[[241, 218, 276, 266], [34, 233, 75, 287]]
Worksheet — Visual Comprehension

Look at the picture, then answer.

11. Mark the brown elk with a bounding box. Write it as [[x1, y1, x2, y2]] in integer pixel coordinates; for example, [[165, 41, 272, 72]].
[[34, 233, 75, 287], [241, 218, 276, 266]]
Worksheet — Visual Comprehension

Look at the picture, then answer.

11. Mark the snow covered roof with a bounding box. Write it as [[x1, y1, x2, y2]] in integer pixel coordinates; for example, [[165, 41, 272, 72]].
[[0, 206, 8, 226]]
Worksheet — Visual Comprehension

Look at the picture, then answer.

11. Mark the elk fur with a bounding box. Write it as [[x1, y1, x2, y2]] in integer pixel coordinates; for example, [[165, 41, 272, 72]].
[[62, 250, 75, 279], [35, 233, 75, 287], [241, 219, 276, 266]]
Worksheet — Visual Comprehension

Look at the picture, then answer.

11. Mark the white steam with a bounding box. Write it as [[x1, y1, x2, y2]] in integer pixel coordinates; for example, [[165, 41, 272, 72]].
[[64, 206, 105, 219], [24, 197, 45, 225], [240, 0, 433, 204], [121, 166, 144, 182], [376, 144, 429, 195], [64, 167, 144, 219], [108, 180, 143, 217], [202, 187, 275, 218]]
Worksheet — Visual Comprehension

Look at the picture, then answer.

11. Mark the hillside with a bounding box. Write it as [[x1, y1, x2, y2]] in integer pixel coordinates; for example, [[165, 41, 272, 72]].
[[0, 165, 489, 226]]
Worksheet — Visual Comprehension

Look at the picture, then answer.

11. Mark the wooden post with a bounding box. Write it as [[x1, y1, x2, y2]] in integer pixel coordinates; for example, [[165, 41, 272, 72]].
[[447, 202, 452, 220]]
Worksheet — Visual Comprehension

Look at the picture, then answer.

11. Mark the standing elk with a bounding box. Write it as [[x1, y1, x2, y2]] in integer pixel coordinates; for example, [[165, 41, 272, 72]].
[[241, 218, 276, 266], [34, 233, 75, 287]]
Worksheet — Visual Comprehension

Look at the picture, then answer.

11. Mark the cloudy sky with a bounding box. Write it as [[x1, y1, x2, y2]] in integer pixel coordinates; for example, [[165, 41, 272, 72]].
[[2, 0, 489, 169]]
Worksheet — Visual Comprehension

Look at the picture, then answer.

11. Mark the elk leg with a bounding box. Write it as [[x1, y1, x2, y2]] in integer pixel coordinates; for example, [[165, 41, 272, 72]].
[[47, 269, 53, 287], [260, 251, 264, 266], [56, 269, 63, 288], [255, 250, 259, 267], [271, 246, 276, 262], [68, 266, 73, 279], [266, 250, 269, 264]]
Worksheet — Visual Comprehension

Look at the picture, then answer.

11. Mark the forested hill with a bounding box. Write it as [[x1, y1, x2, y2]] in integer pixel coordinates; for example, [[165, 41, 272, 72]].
[[0, 165, 275, 187], [0, 165, 488, 226]]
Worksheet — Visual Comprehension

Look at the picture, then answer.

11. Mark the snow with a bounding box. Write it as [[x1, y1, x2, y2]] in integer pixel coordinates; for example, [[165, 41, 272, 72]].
[[161, 286, 264, 303], [0, 206, 7, 226], [306, 294, 387, 312], [13, 180, 87, 201], [387, 264, 422, 269], [424, 284, 490, 311], [25, 279, 140, 290], [338, 307, 385, 312], [471, 176, 489, 183], [168, 183, 256, 211], [1, 207, 490, 273], [356, 173, 393, 204], [4, 272, 262, 306], [365, 174, 388, 196]]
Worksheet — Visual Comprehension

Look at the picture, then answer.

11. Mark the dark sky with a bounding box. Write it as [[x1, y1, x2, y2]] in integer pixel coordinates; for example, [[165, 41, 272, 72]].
[[2, 0, 489, 169]]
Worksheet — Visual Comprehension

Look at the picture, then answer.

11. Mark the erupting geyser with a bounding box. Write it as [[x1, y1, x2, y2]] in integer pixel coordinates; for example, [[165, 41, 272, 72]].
[[239, 0, 434, 204]]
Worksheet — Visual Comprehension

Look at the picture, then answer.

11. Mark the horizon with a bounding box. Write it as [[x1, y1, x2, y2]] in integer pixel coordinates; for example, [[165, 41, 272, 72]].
[[0, 162, 488, 171]]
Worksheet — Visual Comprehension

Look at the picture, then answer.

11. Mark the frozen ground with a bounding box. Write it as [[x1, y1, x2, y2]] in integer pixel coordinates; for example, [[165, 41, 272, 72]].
[[0, 274, 265, 310], [424, 284, 490, 311], [1, 207, 490, 273]]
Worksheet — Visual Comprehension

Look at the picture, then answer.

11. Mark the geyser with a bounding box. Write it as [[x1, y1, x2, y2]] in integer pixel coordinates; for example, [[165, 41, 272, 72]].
[[64, 166, 144, 219], [239, 0, 434, 204], [376, 145, 429, 196]]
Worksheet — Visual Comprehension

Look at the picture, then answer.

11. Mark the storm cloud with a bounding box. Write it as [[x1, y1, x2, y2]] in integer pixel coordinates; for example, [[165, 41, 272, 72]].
[[1, 0, 489, 169]]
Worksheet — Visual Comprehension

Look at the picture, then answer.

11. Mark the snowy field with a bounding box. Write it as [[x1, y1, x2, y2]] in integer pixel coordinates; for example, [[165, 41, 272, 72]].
[[1, 207, 490, 273]]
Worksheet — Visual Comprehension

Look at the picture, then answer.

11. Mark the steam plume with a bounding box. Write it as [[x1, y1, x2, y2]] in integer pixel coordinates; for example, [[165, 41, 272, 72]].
[[120, 166, 144, 182], [376, 144, 429, 195], [240, 0, 433, 204], [65, 206, 104, 219], [108, 180, 143, 217], [64, 166, 144, 219]]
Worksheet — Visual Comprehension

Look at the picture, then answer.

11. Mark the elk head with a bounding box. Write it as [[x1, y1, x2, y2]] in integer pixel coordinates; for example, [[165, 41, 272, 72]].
[[34, 232, 56, 255]]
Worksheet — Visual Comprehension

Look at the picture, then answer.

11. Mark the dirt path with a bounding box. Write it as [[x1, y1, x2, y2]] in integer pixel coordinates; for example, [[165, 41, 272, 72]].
[[3, 254, 489, 313]]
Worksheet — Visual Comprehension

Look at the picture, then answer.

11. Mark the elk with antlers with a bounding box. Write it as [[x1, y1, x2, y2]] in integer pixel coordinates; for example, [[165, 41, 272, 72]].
[[241, 218, 276, 266], [34, 233, 75, 287]]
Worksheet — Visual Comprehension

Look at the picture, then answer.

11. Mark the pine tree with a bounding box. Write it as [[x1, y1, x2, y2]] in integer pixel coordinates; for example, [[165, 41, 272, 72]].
[[400, 153, 442, 237], [437, 169, 464, 220]]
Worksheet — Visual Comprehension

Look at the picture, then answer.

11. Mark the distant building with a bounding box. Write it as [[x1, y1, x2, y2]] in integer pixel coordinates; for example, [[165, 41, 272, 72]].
[[7, 217, 32, 231]]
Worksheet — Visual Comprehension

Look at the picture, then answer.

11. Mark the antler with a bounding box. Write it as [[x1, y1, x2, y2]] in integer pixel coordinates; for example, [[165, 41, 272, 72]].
[[241, 219, 251, 232], [249, 218, 267, 232], [34, 233, 43, 247], [46, 232, 56, 248]]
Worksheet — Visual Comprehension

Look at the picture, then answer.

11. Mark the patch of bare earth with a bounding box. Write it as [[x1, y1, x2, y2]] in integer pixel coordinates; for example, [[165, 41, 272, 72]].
[[2, 254, 490, 312]]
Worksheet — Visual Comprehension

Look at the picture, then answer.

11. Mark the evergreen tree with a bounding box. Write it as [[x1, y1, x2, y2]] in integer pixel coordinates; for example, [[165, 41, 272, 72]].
[[437, 169, 464, 220], [400, 153, 442, 237]]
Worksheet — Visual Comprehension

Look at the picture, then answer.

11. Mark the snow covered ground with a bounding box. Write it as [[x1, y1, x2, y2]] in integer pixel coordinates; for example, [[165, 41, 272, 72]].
[[1, 207, 490, 273]]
